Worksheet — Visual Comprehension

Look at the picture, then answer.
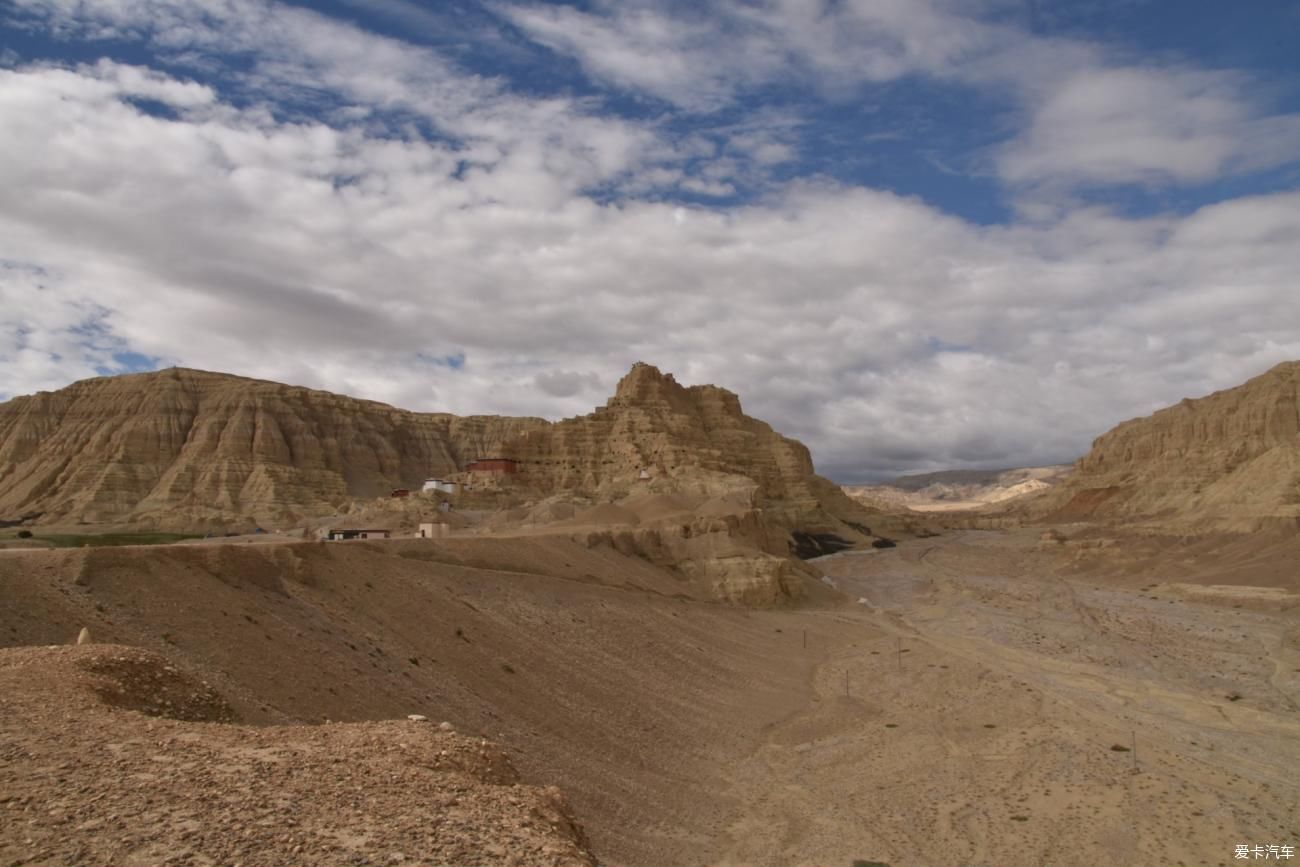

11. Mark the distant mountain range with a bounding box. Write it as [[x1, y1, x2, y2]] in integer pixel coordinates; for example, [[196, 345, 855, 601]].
[[843, 465, 1073, 512]]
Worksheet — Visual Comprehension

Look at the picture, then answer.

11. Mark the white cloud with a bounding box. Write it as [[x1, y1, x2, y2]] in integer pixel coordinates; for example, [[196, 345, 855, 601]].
[[2, 1, 1299, 482], [497, 0, 1002, 112], [10, 0, 677, 201], [499, 1, 1300, 199], [535, 369, 604, 399], [999, 65, 1300, 190], [0, 258, 139, 392]]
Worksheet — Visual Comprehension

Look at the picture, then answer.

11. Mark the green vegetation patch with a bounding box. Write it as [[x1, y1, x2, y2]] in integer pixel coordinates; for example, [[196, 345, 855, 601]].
[[27, 532, 203, 548]]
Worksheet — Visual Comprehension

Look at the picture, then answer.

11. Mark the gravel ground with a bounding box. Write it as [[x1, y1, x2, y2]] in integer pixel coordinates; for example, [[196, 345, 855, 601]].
[[0, 644, 595, 866]]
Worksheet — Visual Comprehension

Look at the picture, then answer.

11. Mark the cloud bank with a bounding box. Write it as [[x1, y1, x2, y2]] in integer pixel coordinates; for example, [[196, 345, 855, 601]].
[[2, 0, 1298, 481]]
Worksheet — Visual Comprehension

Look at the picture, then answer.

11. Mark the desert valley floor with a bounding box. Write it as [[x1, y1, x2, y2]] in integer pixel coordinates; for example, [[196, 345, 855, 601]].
[[3, 527, 1297, 867]]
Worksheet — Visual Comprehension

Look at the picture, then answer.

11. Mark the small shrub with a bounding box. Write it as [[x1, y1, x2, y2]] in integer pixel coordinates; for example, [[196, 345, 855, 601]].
[[1110, 744, 1130, 752], [16, 530, 32, 539]]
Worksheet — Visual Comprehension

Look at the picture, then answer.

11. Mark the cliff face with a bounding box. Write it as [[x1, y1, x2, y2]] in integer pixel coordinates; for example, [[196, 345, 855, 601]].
[[503, 363, 835, 516], [0, 368, 545, 528], [1041, 362, 1300, 528], [0, 363, 865, 533]]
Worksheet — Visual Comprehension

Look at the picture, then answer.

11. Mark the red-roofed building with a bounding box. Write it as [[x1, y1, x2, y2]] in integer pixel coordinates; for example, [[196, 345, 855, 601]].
[[465, 458, 519, 475]]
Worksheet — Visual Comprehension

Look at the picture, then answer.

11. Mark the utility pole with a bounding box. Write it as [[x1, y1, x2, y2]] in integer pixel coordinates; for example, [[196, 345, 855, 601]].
[[1131, 731, 1139, 772], [897, 637, 903, 673]]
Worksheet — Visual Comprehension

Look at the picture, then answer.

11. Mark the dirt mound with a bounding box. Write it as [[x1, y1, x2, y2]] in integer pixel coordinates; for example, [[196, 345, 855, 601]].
[[570, 503, 641, 526], [0, 644, 595, 866], [527, 499, 578, 523], [615, 492, 701, 522], [78, 646, 237, 722], [693, 494, 752, 518]]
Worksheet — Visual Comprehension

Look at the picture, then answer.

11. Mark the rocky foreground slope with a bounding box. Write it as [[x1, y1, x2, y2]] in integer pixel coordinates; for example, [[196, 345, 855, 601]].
[[1036, 361, 1300, 529], [0, 644, 595, 866], [0, 363, 871, 535], [0, 538, 846, 865]]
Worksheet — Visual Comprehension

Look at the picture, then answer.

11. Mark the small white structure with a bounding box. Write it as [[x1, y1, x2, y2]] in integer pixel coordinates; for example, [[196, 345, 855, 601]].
[[422, 478, 458, 494], [638, 468, 651, 481], [417, 522, 448, 539]]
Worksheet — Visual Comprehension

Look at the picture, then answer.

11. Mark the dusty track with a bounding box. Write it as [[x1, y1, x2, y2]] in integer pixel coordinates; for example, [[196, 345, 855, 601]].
[[707, 530, 1300, 867]]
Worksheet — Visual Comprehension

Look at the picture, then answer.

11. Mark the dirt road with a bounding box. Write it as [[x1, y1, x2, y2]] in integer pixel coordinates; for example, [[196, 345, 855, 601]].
[[707, 530, 1300, 867]]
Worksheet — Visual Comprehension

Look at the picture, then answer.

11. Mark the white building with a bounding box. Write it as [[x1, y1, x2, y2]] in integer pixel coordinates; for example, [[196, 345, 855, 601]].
[[422, 478, 458, 494]]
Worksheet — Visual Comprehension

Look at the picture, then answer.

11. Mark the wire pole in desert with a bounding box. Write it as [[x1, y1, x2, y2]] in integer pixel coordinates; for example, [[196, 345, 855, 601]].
[[1132, 731, 1139, 772], [897, 638, 903, 673], [844, 669, 849, 697]]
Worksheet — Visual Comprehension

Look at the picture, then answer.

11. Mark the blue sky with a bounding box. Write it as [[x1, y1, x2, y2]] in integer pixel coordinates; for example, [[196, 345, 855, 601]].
[[1, 0, 1298, 481]]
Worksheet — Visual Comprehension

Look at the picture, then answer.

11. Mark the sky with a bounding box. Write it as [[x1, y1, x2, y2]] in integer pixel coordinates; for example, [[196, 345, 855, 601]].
[[2, 0, 1298, 483]]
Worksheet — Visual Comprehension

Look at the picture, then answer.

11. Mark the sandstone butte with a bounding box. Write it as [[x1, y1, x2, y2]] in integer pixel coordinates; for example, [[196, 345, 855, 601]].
[[1032, 360, 1300, 531], [0, 362, 874, 538]]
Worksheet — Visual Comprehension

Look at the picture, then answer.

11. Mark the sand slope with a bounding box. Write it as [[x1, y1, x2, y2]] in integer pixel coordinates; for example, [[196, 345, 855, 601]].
[[4, 528, 1296, 865], [0, 538, 859, 865]]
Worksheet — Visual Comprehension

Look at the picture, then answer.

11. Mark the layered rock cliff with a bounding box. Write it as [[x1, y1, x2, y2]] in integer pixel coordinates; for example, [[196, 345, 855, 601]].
[[0, 368, 546, 529], [1038, 361, 1300, 529], [0, 363, 871, 535], [501, 363, 859, 525]]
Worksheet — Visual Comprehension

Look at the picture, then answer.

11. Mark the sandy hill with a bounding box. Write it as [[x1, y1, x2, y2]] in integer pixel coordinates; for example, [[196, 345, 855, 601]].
[[4, 522, 1296, 866], [1036, 361, 1300, 529], [0, 367, 544, 530], [844, 465, 1072, 512], [0, 363, 871, 534], [0, 537, 851, 865]]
